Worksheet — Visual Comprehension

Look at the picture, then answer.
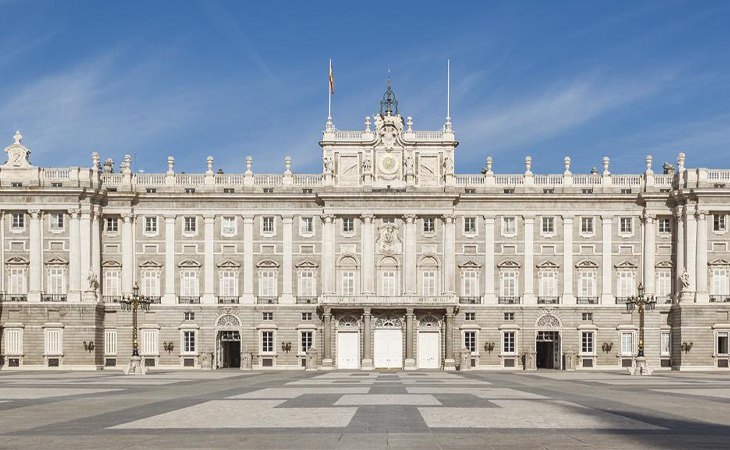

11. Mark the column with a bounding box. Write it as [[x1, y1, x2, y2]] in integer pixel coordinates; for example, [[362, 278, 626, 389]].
[[242, 215, 254, 304], [685, 206, 697, 298], [523, 216, 535, 304], [121, 213, 134, 295], [321, 215, 335, 295], [484, 215, 495, 304], [203, 214, 215, 304], [696, 209, 709, 302], [91, 211, 101, 286], [361, 308, 373, 369], [404, 214, 417, 295], [282, 216, 293, 303], [443, 215, 455, 294], [80, 209, 91, 285], [601, 216, 613, 304], [643, 214, 656, 295], [68, 209, 81, 302], [361, 215, 375, 294], [28, 209, 42, 302], [0, 212, 4, 293], [163, 215, 176, 304], [322, 307, 333, 368], [562, 216, 574, 304], [444, 308, 456, 370], [404, 308, 416, 369], [674, 208, 685, 302]]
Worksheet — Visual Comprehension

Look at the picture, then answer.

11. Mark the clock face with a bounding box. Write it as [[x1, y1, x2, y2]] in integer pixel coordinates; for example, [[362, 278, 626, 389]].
[[379, 154, 398, 175]]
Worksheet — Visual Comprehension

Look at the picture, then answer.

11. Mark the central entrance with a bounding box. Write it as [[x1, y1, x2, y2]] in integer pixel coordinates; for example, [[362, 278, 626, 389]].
[[374, 315, 403, 369], [536, 330, 561, 369], [217, 330, 241, 368]]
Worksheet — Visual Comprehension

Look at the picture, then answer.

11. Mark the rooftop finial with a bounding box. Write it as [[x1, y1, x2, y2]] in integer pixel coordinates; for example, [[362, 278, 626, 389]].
[[379, 69, 399, 116], [13, 130, 22, 145]]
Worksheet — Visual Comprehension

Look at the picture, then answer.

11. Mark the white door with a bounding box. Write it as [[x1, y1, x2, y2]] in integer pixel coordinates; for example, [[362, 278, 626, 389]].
[[417, 332, 440, 369], [374, 329, 403, 369], [337, 332, 360, 369]]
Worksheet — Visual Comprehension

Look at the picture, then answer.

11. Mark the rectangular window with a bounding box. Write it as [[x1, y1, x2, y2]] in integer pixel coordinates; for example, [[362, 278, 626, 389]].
[[464, 331, 476, 353], [538, 271, 557, 297], [11, 213, 24, 230], [464, 217, 477, 234], [381, 271, 397, 296], [141, 329, 159, 355], [422, 270, 437, 296], [660, 331, 671, 356], [8, 268, 26, 295], [47, 267, 65, 294], [145, 216, 158, 234], [423, 218, 435, 233], [462, 270, 479, 297], [712, 267, 730, 296], [258, 270, 277, 297], [581, 217, 594, 234], [341, 271, 355, 296], [180, 270, 199, 297], [103, 269, 120, 296], [262, 217, 275, 234], [4, 328, 23, 355], [581, 331, 594, 354], [184, 312, 195, 321], [141, 269, 160, 297], [301, 312, 312, 321], [579, 271, 596, 297], [465, 312, 476, 321], [342, 218, 354, 233], [183, 331, 196, 353], [718, 332, 729, 355], [221, 217, 236, 236], [500, 271, 518, 297], [261, 331, 274, 353], [502, 217, 516, 236], [503, 332, 515, 354], [300, 331, 313, 353], [219, 270, 237, 297], [619, 217, 633, 234], [620, 332, 634, 356], [656, 270, 672, 299], [582, 312, 593, 321], [184, 217, 197, 233], [105, 217, 118, 233], [503, 312, 514, 321], [300, 217, 314, 234], [714, 214, 727, 232], [658, 218, 671, 234], [44, 329, 62, 355], [298, 270, 316, 296], [262, 312, 273, 321], [617, 271, 635, 297], [50, 213, 64, 231], [542, 217, 554, 234]]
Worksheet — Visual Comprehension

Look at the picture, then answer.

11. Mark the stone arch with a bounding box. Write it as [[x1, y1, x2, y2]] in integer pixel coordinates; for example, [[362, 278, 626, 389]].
[[378, 256, 399, 268], [536, 314, 561, 328], [375, 314, 403, 328], [418, 315, 440, 328], [418, 255, 440, 268], [215, 314, 241, 329], [337, 315, 360, 328], [337, 255, 359, 268]]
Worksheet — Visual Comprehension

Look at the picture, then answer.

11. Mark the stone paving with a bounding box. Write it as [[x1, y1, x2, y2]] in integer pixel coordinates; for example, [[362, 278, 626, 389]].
[[1, 369, 730, 448]]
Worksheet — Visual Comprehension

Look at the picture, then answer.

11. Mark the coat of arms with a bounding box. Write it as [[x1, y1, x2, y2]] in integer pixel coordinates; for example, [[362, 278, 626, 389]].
[[376, 223, 402, 255]]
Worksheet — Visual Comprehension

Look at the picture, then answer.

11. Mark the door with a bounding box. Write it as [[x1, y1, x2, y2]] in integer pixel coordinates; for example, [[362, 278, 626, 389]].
[[374, 329, 403, 369], [417, 332, 440, 369], [337, 332, 360, 369]]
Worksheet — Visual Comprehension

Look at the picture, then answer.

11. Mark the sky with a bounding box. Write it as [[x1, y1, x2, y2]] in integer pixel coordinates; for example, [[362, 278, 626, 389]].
[[1, 0, 729, 175]]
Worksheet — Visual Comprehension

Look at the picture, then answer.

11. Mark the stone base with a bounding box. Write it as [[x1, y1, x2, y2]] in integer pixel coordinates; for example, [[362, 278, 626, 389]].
[[444, 358, 456, 371], [125, 356, 147, 375], [83, 290, 99, 303], [631, 357, 653, 376], [361, 358, 374, 370], [320, 358, 334, 370], [680, 291, 695, 303], [404, 358, 417, 370]]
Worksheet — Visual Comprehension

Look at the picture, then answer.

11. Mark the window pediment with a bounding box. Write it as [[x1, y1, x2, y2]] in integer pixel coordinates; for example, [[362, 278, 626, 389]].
[[178, 260, 202, 268], [536, 261, 559, 269], [295, 260, 318, 269], [497, 260, 520, 269], [709, 258, 730, 266], [218, 260, 241, 268], [139, 260, 162, 268], [458, 260, 481, 269], [101, 260, 121, 268], [256, 259, 280, 268], [656, 260, 674, 268], [45, 257, 68, 265], [6, 256, 29, 265], [419, 255, 439, 267], [575, 260, 598, 269], [614, 260, 637, 269]]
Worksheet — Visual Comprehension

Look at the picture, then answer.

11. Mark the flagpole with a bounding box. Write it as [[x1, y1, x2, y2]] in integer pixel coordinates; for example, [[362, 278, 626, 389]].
[[446, 59, 451, 121], [328, 59, 332, 122]]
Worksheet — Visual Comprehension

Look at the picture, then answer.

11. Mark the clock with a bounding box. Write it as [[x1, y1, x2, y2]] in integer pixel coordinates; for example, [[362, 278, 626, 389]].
[[379, 154, 398, 175]]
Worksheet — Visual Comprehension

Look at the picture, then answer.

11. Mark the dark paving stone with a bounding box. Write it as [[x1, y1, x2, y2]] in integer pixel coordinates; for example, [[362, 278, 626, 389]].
[[367, 385, 409, 394], [346, 405, 429, 432], [432, 394, 499, 408]]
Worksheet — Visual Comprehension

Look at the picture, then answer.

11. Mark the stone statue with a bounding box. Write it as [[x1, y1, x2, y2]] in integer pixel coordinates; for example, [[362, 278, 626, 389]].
[[86, 271, 99, 291], [362, 154, 372, 173], [200, 351, 209, 369], [404, 154, 414, 175], [443, 155, 454, 175], [323, 156, 334, 175], [680, 270, 690, 289]]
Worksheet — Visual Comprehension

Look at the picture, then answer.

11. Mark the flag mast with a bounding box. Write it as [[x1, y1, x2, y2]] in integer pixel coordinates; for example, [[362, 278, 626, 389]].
[[445, 59, 452, 131], [327, 59, 334, 130]]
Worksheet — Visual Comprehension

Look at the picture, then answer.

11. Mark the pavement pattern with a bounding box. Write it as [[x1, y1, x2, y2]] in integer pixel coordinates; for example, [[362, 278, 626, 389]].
[[1, 369, 730, 448]]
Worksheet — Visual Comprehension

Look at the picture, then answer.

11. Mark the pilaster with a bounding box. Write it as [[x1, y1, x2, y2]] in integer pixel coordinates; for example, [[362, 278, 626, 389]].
[[202, 214, 215, 304], [242, 215, 254, 304], [321, 214, 335, 295], [642, 213, 656, 296], [163, 215, 176, 304], [601, 215, 613, 304], [281, 215, 294, 303], [68, 208, 81, 302], [404, 214, 417, 295], [28, 209, 42, 302], [443, 215, 456, 295], [404, 308, 416, 370], [483, 215, 496, 304], [684, 206, 697, 300], [121, 212, 134, 296], [361, 308, 373, 370], [695, 209, 709, 303], [361, 214, 375, 294], [523, 216, 535, 304], [674, 208, 685, 302]]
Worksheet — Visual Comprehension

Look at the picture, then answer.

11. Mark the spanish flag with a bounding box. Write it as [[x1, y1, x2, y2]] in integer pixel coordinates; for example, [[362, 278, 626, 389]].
[[329, 59, 334, 94]]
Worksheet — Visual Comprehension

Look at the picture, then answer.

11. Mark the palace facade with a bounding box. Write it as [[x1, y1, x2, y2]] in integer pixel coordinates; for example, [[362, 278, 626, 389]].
[[2, 84, 730, 372]]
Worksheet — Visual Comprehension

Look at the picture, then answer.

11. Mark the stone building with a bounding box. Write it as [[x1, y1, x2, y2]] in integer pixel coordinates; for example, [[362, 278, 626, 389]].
[[1, 84, 729, 372]]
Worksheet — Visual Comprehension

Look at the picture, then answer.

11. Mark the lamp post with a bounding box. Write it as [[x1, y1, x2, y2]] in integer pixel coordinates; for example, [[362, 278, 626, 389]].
[[625, 282, 656, 375], [120, 282, 152, 375]]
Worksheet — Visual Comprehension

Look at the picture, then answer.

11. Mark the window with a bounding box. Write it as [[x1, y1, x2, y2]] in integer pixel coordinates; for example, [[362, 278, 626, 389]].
[[462, 270, 479, 297], [301, 312, 312, 321], [141, 329, 159, 355], [180, 270, 199, 297], [500, 271, 518, 297], [578, 271, 596, 297], [141, 269, 160, 297], [105, 217, 118, 233], [184, 216, 197, 234], [219, 270, 238, 297], [423, 218, 435, 233], [144, 216, 157, 234], [464, 217, 477, 234], [44, 328, 63, 355], [661, 331, 671, 356], [582, 312, 593, 321], [617, 271, 635, 298], [262, 312, 273, 321], [223, 188, 235, 193], [103, 329, 117, 355], [422, 270, 437, 296], [259, 270, 277, 297], [502, 217, 516, 236], [185, 188, 196, 194], [619, 217, 633, 234], [8, 268, 26, 295], [465, 312, 476, 321], [712, 267, 730, 296], [581, 332, 594, 354], [657, 270, 672, 299], [261, 331, 274, 353], [541, 217, 555, 235], [341, 271, 355, 296], [715, 214, 727, 232], [182, 331, 196, 354], [503, 312, 514, 321], [262, 217, 275, 234], [103, 269, 120, 296], [502, 332, 515, 354], [382, 218, 395, 224], [146, 188, 157, 193], [50, 213, 64, 231], [263, 187, 274, 194], [4, 328, 23, 355], [184, 312, 195, 321], [581, 217, 594, 235], [620, 332, 635, 356], [381, 271, 397, 296], [221, 217, 236, 236], [658, 218, 671, 234], [300, 217, 314, 235], [47, 267, 65, 295], [300, 331, 313, 353], [342, 218, 354, 233], [298, 270, 316, 296], [11, 213, 24, 230], [464, 331, 477, 353], [718, 332, 729, 355], [538, 270, 557, 297]]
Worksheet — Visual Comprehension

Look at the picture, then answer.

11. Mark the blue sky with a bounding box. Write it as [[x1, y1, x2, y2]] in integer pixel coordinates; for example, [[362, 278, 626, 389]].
[[1, 0, 729, 175]]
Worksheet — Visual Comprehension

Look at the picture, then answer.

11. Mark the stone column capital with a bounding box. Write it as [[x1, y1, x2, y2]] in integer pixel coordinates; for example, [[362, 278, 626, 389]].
[[321, 214, 335, 223], [68, 208, 81, 218], [406, 307, 414, 316], [483, 215, 495, 223], [442, 214, 454, 224], [121, 212, 134, 222], [363, 307, 371, 315], [403, 214, 416, 223], [242, 215, 254, 224], [522, 215, 534, 223], [562, 215, 574, 223], [28, 208, 41, 218], [600, 215, 613, 222], [204, 215, 215, 223], [281, 216, 293, 224], [361, 214, 374, 223]]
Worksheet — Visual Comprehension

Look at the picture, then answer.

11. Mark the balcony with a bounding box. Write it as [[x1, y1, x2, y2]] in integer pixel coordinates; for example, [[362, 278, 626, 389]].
[[296, 296, 318, 304], [459, 296, 481, 304], [257, 296, 279, 304], [42, 294, 67, 302], [0, 294, 27, 302], [576, 297, 599, 305], [320, 295, 456, 306], [147, 296, 162, 304], [103, 295, 122, 303], [218, 296, 240, 304], [498, 296, 521, 305], [178, 296, 201, 304], [615, 297, 631, 304], [537, 296, 560, 305], [710, 295, 730, 303], [661, 295, 673, 304]]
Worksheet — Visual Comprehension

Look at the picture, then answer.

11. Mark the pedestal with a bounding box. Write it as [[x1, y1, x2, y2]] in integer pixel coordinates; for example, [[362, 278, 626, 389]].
[[305, 348, 318, 371], [404, 358, 417, 370], [564, 350, 576, 370], [525, 346, 537, 371], [240, 350, 253, 370], [83, 290, 99, 303], [459, 348, 471, 371], [444, 359, 456, 371], [321, 358, 334, 370], [125, 356, 147, 375], [361, 358, 374, 370], [632, 356, 652, 376]]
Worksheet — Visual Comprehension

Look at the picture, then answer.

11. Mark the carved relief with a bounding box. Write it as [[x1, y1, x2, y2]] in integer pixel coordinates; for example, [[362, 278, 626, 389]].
[[376, 223, 402, 255]]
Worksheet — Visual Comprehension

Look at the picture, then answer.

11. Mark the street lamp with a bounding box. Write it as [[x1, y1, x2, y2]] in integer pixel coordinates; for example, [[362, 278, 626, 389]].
[[625, 282, 656, 375], [120, 282, 152, 374]]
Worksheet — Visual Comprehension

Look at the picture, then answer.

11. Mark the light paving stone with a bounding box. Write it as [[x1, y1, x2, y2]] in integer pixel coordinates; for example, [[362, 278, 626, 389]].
[[334, 394, 441, 406], [230, 387, 370, 399], [406, 387, 547, 399], [0, 387, 122, 399], [112, 400, 358, 429], [651, 388, 730, 399]]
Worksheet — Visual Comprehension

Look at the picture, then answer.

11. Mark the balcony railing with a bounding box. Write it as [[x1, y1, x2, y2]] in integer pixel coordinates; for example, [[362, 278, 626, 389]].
[[0, 294, 27, 302], [257, 296, 279, 304], [178, 296, 201, 304], [320, 295, 456, 306], [661, 295, 673, 304], [296, 296, 318, 304], [147, 296, 162, 304], [498, 296, 521, 305], [576, 297, 599, 305], [103, 295, 122, 303], [42, 294, 67, 302], [459, 296, 481, 304], [710, 295, 730, 303], [537, 296, 560, 305], [615, 297, 631, 304], [218, 296, 240, 304]]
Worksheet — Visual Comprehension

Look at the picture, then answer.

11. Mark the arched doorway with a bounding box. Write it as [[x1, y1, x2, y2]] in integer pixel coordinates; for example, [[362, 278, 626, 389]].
[[336, 315, 360, 369], [216, 314, 242, 369], [374, 314, 403, 369], [535, 314, 562, 369], [417, 315, 441, 369]]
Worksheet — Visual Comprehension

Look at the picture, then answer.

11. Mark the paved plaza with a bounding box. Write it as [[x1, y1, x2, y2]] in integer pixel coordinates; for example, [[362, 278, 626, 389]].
[[1, 370, 730, 448]]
